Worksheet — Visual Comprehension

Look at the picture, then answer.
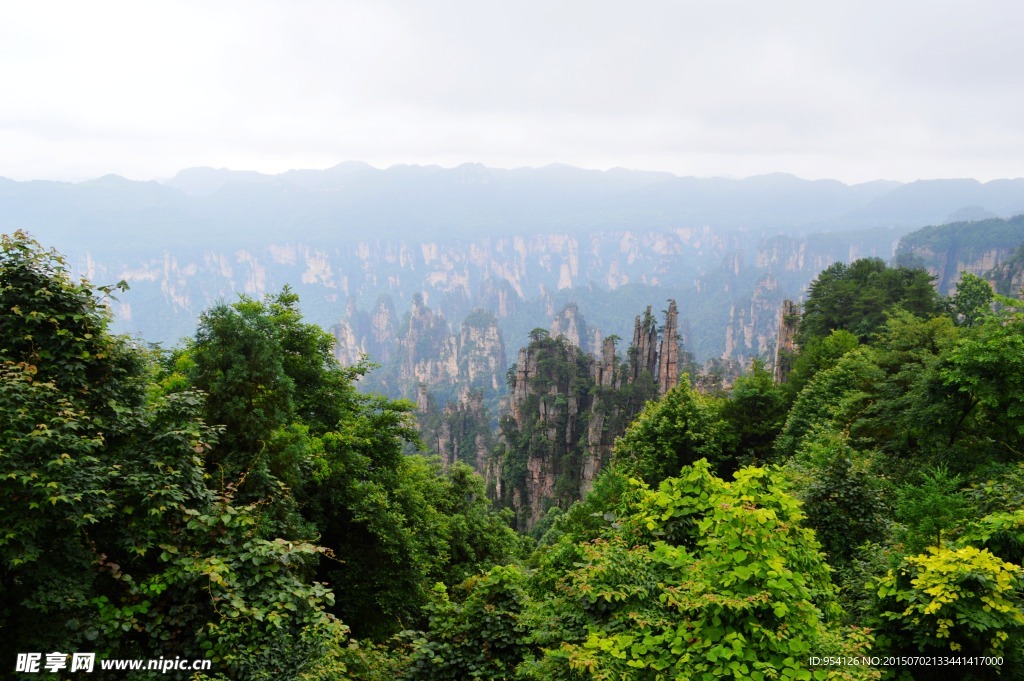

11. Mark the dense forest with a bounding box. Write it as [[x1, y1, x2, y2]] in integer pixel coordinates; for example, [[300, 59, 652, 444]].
[[3, 230, 1024, 680]]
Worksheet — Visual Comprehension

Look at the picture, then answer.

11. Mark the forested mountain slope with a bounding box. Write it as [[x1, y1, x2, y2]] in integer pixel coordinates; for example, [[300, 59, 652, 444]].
[[894, 214, 1024, 293]]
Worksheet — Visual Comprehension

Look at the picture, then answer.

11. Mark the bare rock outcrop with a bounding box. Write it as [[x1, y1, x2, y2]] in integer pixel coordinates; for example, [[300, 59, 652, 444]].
[[773, 299, 800, 384]]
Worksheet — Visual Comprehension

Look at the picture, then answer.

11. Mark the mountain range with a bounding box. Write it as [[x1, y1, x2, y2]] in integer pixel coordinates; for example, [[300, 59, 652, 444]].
[[2, 163, 1022, 375]]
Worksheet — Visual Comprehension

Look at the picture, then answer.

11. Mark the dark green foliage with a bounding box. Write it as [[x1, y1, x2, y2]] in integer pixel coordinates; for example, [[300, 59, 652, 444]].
[[897, 462, 966, 552], [182, 293, 526, 639], [894, 466, 969, 553], [0, 231, 140, 420], [405, 567, 530, 680], [796, 258, 941, 347], [307, 445, 526, 639], [801, 441, 888, 568], [936, 304, 1024, 461], [949, 272, 995, 327], [720, 358, 788, 466], [774, 264, 1024, 671], [2, 233, 528, 676], [0, 232, 352, 678]]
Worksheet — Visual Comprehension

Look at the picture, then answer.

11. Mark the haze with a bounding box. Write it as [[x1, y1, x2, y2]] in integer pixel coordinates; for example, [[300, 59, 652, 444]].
[[2, 0, 1023, 184]]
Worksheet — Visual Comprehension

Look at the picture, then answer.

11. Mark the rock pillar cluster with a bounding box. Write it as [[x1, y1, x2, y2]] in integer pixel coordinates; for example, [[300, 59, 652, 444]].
[[495, 300, 685, 528], [772, 299, 800, 384]]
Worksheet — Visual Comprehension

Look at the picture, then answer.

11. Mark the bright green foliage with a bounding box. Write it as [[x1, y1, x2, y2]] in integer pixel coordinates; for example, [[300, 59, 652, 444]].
[[873, 545, 1024, 659], [775, 348, 881, 461], [937, 307, 1024, 459], [784, 329, 861, 399], [525, 462, 877, 680], [406, 566, 530, 679], [959, 509, 1024, 568], [614, 381, 728, 484]]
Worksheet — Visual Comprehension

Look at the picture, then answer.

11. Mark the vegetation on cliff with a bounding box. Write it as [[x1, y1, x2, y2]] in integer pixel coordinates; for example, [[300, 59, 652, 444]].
[[894, 214, 1024, 293]]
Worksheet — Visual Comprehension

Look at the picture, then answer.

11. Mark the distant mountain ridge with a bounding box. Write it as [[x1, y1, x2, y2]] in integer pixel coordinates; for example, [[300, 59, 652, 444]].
[[5, 164, 1024, 257], [2, 162, 1023, 362]]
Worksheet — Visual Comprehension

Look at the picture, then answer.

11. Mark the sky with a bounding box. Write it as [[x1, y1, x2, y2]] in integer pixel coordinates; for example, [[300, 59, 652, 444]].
[[2, 0, 1024, 184]]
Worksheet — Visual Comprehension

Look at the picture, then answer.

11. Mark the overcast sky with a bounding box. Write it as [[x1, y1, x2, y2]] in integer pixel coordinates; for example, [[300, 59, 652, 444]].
[[2, 1, 1023, 184]]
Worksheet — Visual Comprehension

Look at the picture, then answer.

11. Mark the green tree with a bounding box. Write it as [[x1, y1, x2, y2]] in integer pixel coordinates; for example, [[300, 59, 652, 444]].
[[720, 358, 788, 466], [0, 232, 352, 678], [936, 305, 1024, 462], [179, 290, 525, 639], [894, 466, 969, 554], [796, 258, 941, 347], [405, 567, 530, 680], [784, 329, 860, 400], [949, 272, 995, 327], [873, 545, 1024, 670], [800, 436, 888, 568], [522, 462, 878, 680], [614, 380, 728, 484]]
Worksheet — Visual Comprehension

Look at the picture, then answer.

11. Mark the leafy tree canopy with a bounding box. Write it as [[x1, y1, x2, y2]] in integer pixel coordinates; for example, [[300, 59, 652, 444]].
[[796, 258, 941, 347]]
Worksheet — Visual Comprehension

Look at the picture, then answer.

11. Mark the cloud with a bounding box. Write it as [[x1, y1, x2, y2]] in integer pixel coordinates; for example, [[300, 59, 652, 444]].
[[2, 0, 1023, 182]]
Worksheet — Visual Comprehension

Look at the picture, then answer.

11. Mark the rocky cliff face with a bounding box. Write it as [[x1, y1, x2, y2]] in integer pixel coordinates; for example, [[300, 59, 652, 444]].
[[416, 388, 497, 482], [333, 295, 397, 367], [894, 215, 1024, 294], [772, 300, 801, 384], [658, 300, 681, 396], [495, 302, 683, 529], [458, 310, 507, 393], [498, 334, 592, 528], [550, 302, 597, 354], [985, 244, 1024, 297], [73, 223, 907, 369], [335, 295, 506, 406]]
